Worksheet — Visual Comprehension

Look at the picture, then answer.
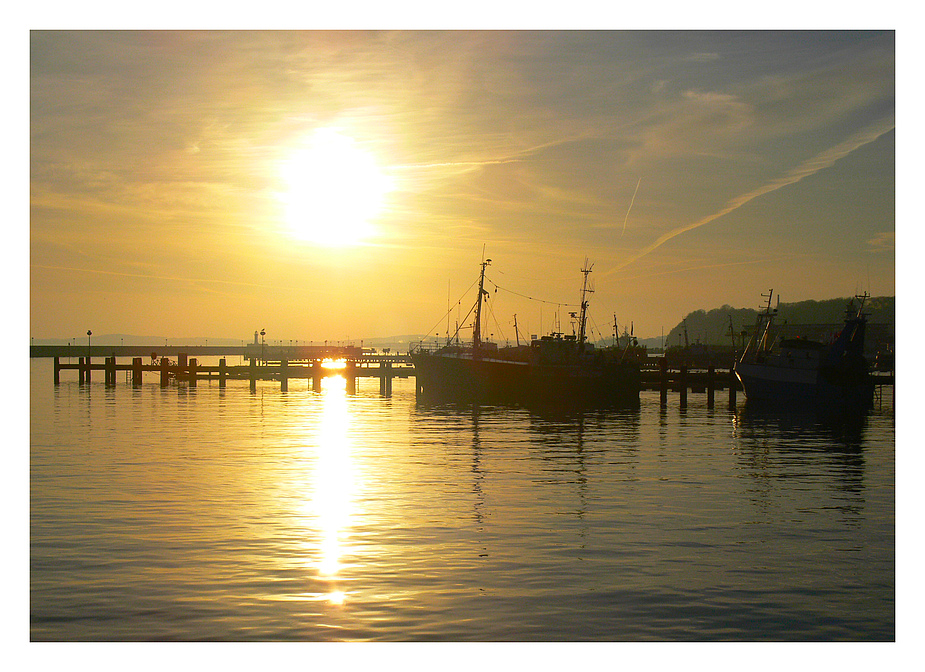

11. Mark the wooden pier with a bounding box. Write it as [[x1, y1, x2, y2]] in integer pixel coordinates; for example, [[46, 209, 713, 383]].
[[50, 354, 892, 407], [640, 363, 741, 409], [53, 353, 414, 395]]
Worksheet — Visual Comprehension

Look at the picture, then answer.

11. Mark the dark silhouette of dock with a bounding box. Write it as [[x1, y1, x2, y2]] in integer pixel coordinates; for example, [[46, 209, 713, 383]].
[[45, 347, 891, 407], [51, 350, 412, 395]]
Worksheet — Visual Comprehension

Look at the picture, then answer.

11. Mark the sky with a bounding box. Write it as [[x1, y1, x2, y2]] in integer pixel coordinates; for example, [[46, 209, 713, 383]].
[[29, 25, 895, 344]]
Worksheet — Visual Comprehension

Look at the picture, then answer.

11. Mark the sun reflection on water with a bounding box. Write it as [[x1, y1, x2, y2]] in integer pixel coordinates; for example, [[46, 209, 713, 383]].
[[308, 375, 354, 604]]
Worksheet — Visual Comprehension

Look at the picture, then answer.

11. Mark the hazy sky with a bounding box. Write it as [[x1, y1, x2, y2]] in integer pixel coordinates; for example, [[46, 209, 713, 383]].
[[30, 29, 894, 343]]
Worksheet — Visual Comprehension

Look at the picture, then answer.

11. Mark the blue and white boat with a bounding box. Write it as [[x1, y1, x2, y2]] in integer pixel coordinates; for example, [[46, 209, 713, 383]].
[[734, 290, 874, 409]]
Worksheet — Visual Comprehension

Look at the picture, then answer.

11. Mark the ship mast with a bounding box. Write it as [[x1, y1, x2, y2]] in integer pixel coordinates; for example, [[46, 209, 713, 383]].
[[749, 288, 776, 355], [578, 260, 594, 353], [473, 256, 491, 350]]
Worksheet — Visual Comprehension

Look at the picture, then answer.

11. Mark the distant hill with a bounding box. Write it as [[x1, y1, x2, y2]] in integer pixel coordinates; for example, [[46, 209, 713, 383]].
[[662, 296, 894, 349]]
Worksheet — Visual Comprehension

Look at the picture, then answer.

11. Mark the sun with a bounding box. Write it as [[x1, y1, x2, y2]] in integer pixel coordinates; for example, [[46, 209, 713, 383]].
[[279, 129, 393, 246]]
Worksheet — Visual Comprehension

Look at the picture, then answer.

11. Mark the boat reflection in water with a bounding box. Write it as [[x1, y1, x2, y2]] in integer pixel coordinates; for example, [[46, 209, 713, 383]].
[[411, 258, 641, 408], [734, 402, 868, 453], [730, 401, 876, 525]]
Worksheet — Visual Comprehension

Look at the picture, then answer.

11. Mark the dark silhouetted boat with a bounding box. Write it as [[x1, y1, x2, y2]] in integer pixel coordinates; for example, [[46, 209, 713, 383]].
[[410, 258, 641, 406], [734, 290, 874, 409]]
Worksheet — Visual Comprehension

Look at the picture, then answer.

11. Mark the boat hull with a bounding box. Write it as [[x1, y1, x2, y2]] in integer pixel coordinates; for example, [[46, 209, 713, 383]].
[[734, 362, 874, 410], [412, 352, 640, 406]]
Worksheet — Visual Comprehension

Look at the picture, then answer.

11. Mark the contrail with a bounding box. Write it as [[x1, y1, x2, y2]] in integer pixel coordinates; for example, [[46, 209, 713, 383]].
[[604, 116, 894, 276], [617, 254, 810, 281], [621, 177, 641, 237], [390, 131, 597, 172], [390, 157, 521, 170]]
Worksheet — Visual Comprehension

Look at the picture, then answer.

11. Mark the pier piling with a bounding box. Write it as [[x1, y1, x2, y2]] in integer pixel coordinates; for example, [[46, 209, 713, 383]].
[[679, 365, 688, 408], [219, 358, 226, 388], [188, 358, 197, 387], [132, 357, 142, 386], [346, 361, 356, 394], [728, 367, 737, 409], [659, 357, 668, 406], [379, 361, 392, 396], [54, 357, 60, 385], [105, 357, 116, 387], [312, 361, 322, 392], [707, 366, 715, 408]]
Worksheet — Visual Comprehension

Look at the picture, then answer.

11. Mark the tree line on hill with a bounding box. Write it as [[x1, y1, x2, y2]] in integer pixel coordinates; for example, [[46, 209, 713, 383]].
[[660, 295, 894, 349]]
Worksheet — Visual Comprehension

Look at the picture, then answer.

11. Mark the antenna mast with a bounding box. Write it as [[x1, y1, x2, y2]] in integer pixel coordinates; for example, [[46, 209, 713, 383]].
[[473, 254, 491, 350], [578, 259, 594, 353]]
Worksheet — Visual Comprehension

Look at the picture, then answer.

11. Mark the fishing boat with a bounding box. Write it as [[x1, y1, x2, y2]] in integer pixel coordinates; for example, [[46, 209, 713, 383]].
[[410, 258, 641, 406], [734, 290, 874, 409]]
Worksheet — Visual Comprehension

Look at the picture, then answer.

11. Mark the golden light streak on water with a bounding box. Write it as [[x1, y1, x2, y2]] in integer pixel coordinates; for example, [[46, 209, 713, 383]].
[[310, 375, 354, 604]]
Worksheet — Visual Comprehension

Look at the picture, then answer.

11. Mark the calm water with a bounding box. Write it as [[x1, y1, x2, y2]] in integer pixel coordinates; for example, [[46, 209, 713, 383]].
[[30, 357, 894, 641]]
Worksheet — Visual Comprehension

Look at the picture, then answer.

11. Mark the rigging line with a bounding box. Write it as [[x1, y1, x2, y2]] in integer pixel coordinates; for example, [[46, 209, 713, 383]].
[[483, 276, 578, 307], [422, 277, 480, 341], [427, 299, 478, 345], [454, 302, 478, 341], [584, 315, 599, 343], [589, 314, 605, 344], [485, 300, 508, 344]]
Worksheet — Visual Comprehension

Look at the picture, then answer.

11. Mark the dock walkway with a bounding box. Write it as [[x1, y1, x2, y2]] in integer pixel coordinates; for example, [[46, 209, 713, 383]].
[[53, 353, 413, 395]]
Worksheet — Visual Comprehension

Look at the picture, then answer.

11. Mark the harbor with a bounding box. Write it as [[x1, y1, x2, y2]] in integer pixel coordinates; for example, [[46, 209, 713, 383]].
[[38, 349, 894, 409], [28, 30, 898, 649]]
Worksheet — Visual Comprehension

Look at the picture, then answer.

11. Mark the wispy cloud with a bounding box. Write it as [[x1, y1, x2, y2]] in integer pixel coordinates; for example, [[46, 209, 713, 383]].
[[616, 253, 813, 282], [30, 263, 317, 293], [604, 115, 895, 276], [866, 231, 895, 252], [684, 52, 720, 63]]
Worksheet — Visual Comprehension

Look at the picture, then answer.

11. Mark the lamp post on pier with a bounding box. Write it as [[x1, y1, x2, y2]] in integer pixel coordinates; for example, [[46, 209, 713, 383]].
[[86, 330, 92, 384]]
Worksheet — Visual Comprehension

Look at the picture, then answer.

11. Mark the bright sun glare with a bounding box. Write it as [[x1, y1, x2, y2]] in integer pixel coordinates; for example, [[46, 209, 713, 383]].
[[280, 128, 392, 247]]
